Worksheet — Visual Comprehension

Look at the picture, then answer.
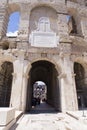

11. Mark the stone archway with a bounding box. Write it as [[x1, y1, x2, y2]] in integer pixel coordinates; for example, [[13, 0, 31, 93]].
[[26, 60, 61, 112], [74, 62, 87, 110]]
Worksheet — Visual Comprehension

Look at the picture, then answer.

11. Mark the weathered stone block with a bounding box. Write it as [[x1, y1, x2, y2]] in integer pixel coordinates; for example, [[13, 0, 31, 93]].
[[0, 108, 15, 126]]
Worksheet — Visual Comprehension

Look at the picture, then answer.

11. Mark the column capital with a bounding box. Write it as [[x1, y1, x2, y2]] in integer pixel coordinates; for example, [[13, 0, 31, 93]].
[[23, 73, 29, 79], [12, 73, 16, 82], [72, 73, 76, 78], [58, 72, 66, 79]]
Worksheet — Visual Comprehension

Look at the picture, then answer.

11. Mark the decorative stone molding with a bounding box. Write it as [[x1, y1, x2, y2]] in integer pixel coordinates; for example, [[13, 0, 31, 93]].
[[83, 52, 87, 57], [23, 73, 29, 79], [58, 72, 66, 79], [12, 73, 16, 77], [72, 73, 76, 78], [59, 52, 64, 58], [41, 53, 47, 58], [18, 30, 27, 35], [18, 50, 26, 60]]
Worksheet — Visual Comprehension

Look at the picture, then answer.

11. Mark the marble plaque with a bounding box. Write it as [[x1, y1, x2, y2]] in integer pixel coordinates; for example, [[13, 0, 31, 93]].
[[30, 31, 57, 47]]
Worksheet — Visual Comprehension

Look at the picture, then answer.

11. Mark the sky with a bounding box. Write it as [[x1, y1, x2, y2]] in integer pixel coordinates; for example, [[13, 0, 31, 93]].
[[6, 12, 20, 37]]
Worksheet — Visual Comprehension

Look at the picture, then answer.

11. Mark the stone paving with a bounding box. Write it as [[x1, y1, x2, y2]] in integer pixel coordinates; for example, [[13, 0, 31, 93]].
[[9, 103, 87, 130], [67, 110, 87, 125], [9, 112, 87, 130]]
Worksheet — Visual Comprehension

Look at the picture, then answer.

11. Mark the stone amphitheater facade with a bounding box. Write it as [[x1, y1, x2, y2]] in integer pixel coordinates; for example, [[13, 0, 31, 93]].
[[0, 0, 87, 112]]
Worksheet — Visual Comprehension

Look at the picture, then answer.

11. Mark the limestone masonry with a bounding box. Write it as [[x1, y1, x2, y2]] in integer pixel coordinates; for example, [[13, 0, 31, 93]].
[[0, 0, 87, 113]]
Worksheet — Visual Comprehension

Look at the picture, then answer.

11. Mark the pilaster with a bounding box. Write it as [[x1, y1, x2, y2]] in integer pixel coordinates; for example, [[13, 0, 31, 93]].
[[10, 50, 31, 111], [58, 73, 66, 112], [17, 4, 30, 40], [63, 54, 78, 111], [21, 62, 31, 111]]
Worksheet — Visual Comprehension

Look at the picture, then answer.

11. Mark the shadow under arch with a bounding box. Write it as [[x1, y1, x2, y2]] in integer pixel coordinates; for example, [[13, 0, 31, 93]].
[[26, 60, 61, 113], [74, 59, 87, 110], [67, 7, 82, 35], [0, 61, 13, 107], [26, 58, 62, 76]]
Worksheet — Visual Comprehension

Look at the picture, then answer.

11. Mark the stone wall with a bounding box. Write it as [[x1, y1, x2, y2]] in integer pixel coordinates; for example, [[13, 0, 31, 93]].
[[0, 0, 87, 112]]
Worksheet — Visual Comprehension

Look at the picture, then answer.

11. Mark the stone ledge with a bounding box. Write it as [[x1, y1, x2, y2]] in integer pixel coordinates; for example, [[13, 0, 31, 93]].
[[0, 108, 23, 130], [15, 111, 23, 121], [0, 108, 15, 126], [0, 119, 16, 130], [0, 108, 16, 130]]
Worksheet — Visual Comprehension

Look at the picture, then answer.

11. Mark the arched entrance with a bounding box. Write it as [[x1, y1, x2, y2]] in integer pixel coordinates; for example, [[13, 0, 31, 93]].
[[0, 61, 13, 107], [26, 60, 60, 112], [74, 62, 87, 110]]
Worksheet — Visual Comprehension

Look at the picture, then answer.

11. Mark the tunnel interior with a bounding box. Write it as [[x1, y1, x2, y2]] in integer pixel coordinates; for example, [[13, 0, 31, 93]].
[[0, 61, 13, 107], [74, 62, 87, 109], [26, 60, 60, 112]]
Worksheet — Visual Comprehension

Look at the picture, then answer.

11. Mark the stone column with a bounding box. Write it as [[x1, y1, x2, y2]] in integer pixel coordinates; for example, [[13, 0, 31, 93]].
[[17, 4, 30, 49], [58, 73, 66, 112], [21, 63, 31, 112], [63, 54, 78, 111], [10, 60, 24, 110], [17, 4, 30, 39], [10, 50, 29, 110]]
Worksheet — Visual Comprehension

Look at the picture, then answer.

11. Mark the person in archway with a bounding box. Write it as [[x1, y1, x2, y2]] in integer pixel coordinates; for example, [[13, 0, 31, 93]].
[[37, 97, 40, 105], [32, 97, 37, 107]]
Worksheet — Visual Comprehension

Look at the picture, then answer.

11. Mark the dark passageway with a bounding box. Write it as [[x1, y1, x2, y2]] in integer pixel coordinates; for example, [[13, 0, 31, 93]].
[[0, 62, 13, 107], [74, 62, 87, 110], [26, 60, 61, 112]]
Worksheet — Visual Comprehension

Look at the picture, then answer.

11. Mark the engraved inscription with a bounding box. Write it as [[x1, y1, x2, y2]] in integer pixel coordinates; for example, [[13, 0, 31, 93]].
[[31, 32, 57, 47]]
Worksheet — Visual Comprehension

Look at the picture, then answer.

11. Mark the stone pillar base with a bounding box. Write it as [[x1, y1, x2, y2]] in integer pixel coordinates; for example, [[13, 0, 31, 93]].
[[0, 108, 16, 130]]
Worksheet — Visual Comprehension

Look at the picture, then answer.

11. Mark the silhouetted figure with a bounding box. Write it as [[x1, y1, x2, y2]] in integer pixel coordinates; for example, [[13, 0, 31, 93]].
[[32, 98, 37, 107], [37, 97, 40, 105]]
